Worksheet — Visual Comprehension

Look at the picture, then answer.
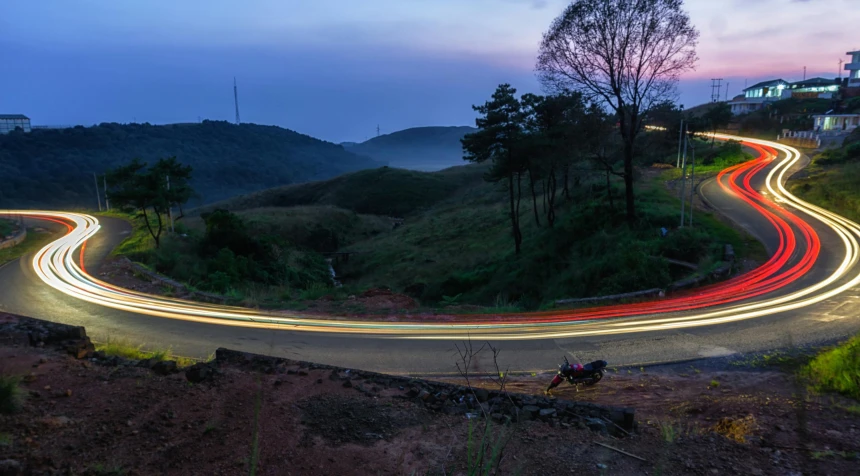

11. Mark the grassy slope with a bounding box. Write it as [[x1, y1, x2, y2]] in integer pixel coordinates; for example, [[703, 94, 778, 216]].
[[198, 164, 487, 217], [340, 168, 762, 307], [0, 229, 56, 267]]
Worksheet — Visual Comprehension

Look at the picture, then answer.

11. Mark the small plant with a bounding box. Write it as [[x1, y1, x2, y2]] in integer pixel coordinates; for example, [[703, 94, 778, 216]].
[[203, 419, 219, 435], [0, 376, 24, 414], [441, 293, 463, 305], [0, 432, 12, 446], [712, 415, 756, 443], [87, 463, 125, 476], [299, 282, 330, 301], [658, 421, 678, 443], [710, 380, 720, 388]]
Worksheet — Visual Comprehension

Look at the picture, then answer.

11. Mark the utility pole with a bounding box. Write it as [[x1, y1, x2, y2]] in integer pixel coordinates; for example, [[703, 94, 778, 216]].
[[676, 119, 684, 168], [803, 66, 807, 81], [166, 175, 174, 233], [234, 77, 241, 125], [93, 173, 103, 212], [679, 127, 689, 228], [710, 78, 723, 103], [103, 176, 110, 211], [689, 146, 696, 227], [725, 82, 730, 101]]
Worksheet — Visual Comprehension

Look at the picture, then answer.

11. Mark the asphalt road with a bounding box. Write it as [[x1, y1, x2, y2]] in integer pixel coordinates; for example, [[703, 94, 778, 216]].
[[1, 143, 859, 376]]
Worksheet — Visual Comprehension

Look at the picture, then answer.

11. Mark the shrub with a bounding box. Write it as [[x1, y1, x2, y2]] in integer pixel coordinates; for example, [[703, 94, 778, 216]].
[[804, 334, 860, 400], [0, 376, 24, 414]]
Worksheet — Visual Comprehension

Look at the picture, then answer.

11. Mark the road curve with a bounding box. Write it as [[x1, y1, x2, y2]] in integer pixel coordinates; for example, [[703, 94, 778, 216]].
[[1, 133, 860, 374]]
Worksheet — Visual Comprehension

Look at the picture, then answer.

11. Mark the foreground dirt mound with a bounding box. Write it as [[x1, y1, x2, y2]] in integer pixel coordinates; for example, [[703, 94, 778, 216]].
[[299, 394, 424, 446]]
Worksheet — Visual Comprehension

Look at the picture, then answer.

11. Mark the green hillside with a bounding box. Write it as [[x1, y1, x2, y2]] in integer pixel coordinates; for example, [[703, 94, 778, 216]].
[[343, 126, 476, 171], [199, 164, 488, 217], [0, 121, 380, 208]]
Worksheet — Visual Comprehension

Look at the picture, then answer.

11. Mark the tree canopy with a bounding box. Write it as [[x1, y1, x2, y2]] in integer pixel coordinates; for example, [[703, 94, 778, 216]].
[[537, 0, 699, 223]]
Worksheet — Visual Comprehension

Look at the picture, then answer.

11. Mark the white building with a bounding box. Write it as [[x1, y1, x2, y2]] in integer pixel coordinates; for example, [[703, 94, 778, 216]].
[[846, 50, 860, 88], [729, 79, 788, 115], [786, 78, 840, 99], [812, 114, 860, 133], [0, 114, 32, 134]]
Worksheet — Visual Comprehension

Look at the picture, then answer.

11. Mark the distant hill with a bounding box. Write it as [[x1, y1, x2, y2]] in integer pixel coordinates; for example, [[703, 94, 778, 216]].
[[0, 121, 380, 208], [342, 126, 477, 171], [199, 163, 488, 217]]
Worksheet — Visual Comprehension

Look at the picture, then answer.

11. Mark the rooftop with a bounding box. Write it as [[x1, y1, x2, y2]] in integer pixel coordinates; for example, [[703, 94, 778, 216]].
[[0, 114, 30, 120], [743, 79, 787, 92]]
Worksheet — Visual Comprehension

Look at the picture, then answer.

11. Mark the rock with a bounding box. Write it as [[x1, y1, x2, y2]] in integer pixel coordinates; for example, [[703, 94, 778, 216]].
[[152, 360, 178, 376], [287, 369, 297, 375], [539, 408, 557, 420], [825, 429, 842, 438], [585, 417, 608, 434], [39, 416, 72, 428], [406, 387, 421, 398], [137, 358, 155, 368], [297, 369, 309, 376], [185, 363, 215, 383], [473, 388, 489, 403], [522, 405, 540, 420], [0, 459, 22, 476], [342, 379, 353, 388], [316, 378, 323, 384]]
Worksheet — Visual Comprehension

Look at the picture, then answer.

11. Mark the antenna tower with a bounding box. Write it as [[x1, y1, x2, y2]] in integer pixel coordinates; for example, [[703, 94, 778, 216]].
[[233, 77, 241, 125], [376, 125, 380, 137], [710, 78, 723, 103]]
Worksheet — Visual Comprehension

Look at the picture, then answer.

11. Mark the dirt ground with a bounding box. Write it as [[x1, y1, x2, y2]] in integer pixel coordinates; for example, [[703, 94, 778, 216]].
[[1, 339, 859, 475]]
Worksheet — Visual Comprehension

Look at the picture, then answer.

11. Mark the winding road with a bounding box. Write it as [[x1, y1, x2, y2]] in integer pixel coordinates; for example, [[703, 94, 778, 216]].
[[1, 133, 860, 375]]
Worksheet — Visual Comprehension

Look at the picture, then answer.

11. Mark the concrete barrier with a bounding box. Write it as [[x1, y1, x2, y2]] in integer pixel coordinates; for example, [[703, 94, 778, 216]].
[[0, 227, 26, 250]]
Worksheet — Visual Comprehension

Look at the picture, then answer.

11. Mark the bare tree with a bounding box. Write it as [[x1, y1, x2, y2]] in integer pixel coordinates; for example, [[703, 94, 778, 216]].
[[536, 0, 699, 224]]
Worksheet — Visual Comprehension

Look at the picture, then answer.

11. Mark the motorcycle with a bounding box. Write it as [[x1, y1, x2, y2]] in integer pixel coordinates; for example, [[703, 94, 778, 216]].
[[545, 356, 607, 394]]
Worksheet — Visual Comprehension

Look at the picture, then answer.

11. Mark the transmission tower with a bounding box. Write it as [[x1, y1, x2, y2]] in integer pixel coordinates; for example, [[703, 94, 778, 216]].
[[376, 124, 380, 137], [710, 78, 723, 103], [233, 77, 241, 125]]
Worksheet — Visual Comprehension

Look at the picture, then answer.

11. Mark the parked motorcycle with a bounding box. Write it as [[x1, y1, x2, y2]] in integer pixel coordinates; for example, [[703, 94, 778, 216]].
[[545, 356, 607, 394]]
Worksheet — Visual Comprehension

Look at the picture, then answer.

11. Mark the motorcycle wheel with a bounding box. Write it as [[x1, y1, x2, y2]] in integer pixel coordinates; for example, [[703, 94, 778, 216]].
[[585, 369, 605, 386]]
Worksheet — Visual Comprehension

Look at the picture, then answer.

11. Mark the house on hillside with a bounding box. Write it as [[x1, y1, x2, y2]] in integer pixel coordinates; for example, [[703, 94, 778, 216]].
[[0, 114, 31, 134], [787, 78, 840, 99], [846, 50, 860, 87], [812, 113, 860, 133], [728, 79, 788, 115]]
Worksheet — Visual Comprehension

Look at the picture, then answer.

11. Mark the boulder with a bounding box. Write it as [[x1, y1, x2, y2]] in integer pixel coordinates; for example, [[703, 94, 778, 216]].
[[539, 408, 557, 420], [473, 388, 489, 403], [522, 405, 540, 420], [0, 459, 21, 476], [152, 360, 178, 376], [185, 363, 215, 383]]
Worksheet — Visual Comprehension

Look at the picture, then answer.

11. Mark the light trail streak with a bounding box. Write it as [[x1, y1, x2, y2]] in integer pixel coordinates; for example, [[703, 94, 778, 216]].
[[2, 134, 859, 340]]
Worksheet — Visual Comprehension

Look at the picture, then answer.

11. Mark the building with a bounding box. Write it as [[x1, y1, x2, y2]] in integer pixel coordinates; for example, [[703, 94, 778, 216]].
[[0, 114, 32, 134], [786, 78, 840, 99], [846, 50, 860, 88], [728, 79, 788, 115], [812, 113, 860, 133]]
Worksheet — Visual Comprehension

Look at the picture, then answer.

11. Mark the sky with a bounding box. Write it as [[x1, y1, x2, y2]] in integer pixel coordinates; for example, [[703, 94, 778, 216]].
[[2, 0, 858, 143]]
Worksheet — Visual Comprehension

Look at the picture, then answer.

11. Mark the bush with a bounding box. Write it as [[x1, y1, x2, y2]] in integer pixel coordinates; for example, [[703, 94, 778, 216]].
[[804, 335, 860, 400], [0, 376, 24, 414]]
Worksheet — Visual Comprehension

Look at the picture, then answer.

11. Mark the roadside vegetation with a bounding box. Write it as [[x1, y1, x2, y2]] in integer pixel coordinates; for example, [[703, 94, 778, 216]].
[[0, 228, 56, 268], [95, 336, 198, 367]]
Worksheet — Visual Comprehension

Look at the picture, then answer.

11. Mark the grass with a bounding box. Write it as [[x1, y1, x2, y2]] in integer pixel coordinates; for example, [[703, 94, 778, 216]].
[[98, 210, 158, 258], [803, 334, 860, 400], [658, 421, 678, 443], [0, 376, 24, 414], [341, 162, 765, 308], [709, 379, 720, 388], [95, 337, 197, 367], [0, 218, 14, 237], [248, 382, 263, 476], [0, 228, 57, 267]]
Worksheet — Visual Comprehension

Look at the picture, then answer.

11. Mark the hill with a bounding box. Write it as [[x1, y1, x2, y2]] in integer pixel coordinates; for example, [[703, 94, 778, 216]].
[[343, 126, 476, 171], [199, 164, 488, 217], [0, 121, 380, 208]]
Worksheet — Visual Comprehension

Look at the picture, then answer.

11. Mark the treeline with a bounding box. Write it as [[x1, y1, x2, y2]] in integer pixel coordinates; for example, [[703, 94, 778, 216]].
[[0, 121, 379, 208], [462, 85, 689, 254]]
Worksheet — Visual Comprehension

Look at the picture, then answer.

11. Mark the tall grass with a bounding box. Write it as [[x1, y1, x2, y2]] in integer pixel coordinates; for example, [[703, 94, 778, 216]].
[[804, 335, 860, 400]]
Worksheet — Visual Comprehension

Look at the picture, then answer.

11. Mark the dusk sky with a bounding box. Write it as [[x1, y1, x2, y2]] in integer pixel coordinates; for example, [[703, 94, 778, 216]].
[[2, 0, 858, 143]]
